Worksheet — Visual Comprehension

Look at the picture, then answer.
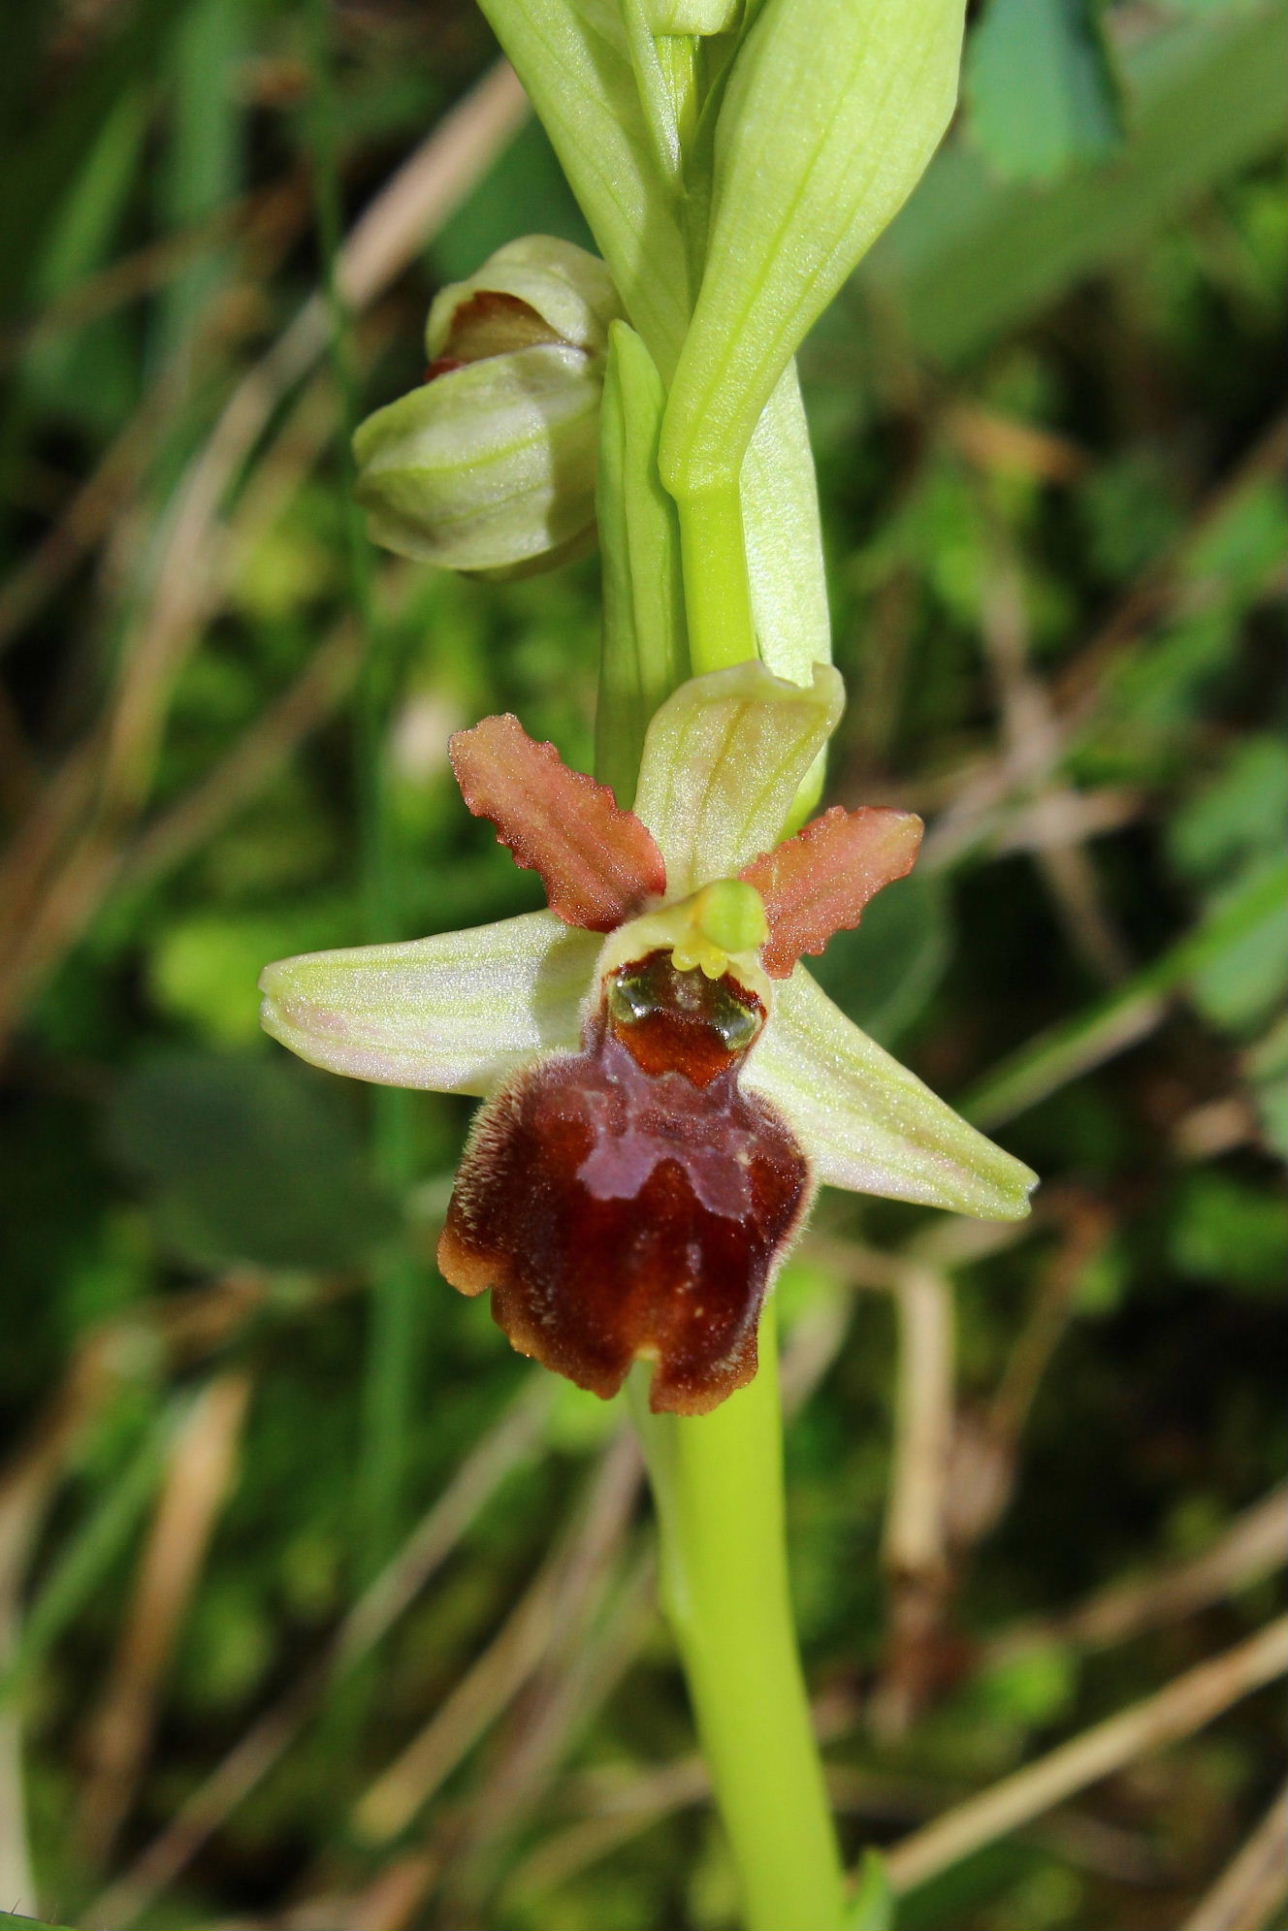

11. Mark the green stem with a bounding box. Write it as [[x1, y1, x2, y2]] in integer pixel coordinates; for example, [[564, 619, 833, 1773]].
[[630, 1302, 847, 1931], [622, 368, 844, 1929], [676, 484, 758, 673], [304, 0, 419, 1579]]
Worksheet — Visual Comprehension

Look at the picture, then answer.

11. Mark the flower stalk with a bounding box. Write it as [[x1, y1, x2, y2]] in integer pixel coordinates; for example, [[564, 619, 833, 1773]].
[[630, 1302, 848, 1931], [615, 387, 841, 1924]]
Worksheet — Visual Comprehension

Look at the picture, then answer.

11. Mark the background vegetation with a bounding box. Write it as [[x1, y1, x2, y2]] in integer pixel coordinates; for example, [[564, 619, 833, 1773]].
[[0, 3, 1284, 1928]]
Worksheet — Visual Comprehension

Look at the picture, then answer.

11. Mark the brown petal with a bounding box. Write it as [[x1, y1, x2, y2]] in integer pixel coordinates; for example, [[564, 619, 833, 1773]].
[[741, 806, 923, 979], [450, 714, 666, 932], [438, 996, 809, 1416]]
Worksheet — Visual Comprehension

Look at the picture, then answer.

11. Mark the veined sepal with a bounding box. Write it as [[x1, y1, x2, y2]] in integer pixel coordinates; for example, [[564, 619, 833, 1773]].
[[746, 968, 1037, 1222], [633, 659, 843, 895], [352, 344, 604, 576], [258, 909, 594, 1099]]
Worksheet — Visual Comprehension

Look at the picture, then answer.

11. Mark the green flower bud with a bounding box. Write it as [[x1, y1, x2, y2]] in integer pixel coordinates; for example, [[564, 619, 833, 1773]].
[[354, 236, 622, 577]]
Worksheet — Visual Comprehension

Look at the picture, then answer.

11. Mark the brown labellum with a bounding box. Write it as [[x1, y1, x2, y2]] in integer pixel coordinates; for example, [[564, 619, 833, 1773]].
[[438, 951, 811, 1415]]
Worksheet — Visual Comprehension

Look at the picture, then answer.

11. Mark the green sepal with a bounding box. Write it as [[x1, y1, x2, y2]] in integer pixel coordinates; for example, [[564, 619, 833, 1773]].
[[748, 969, 1038, 1221], [633, 659, 843, 895], [259, 910, 594, 1098], [596, 321, 688, 805]]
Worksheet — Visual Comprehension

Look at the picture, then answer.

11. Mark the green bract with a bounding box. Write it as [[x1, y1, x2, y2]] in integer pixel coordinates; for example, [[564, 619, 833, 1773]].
[[643, 0, 741, 33], [596, 321, 688, 803], [661, 0, 966, 496]]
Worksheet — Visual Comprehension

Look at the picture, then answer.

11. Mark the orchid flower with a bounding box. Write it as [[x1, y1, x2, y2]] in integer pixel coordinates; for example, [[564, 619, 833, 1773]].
[[260, 662, 1035, 1415]]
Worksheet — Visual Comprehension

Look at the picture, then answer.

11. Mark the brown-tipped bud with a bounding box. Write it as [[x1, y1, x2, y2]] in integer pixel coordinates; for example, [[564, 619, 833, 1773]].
[[353, 237, 621, 577]]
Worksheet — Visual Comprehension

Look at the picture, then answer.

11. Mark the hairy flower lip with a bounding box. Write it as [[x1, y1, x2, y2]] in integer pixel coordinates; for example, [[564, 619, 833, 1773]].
[[436, 955, 813, 1415]]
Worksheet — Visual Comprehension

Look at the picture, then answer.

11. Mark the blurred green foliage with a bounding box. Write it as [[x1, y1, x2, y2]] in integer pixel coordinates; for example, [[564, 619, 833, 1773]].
[[0, 3, 1284, 1930]]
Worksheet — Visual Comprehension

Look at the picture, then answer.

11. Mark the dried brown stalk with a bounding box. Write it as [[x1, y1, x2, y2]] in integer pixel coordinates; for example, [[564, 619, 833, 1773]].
[[87, 1377, 552, 1930], [77, 1372, 253, 1865], [884, 1617, 1288, 1896], [1181, 1779, 1288, 1931]]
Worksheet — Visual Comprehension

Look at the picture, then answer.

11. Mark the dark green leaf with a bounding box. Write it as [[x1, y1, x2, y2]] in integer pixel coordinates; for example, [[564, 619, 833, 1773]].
[[864, 3, 1288, 363], [809, 871, 950, 1045], [1169, 737, 1288, 882], [105, 1055, 400, 1270], [1171, 1171, 1288, 1293]]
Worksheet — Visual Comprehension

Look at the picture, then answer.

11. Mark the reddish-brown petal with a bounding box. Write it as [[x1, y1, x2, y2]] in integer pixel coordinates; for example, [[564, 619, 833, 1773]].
[[741, 806, 923, 979], [450, 714, 666, 932]]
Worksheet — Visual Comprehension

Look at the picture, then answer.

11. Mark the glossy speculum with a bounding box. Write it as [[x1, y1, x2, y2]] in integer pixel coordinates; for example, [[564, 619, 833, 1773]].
[[438, 951, 810, 1414]]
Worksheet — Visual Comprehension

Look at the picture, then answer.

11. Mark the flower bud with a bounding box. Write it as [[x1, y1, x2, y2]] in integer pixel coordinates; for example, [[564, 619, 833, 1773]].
[[354, 236, 622, 577]]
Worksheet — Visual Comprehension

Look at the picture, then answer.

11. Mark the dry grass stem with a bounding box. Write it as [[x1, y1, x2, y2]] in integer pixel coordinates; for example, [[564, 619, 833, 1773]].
[[0, 60, 528, 1055], [444, 1440, 647, 1907], [77, 1372, 253, 1865], [88, 1377, 551, 1929], [873, 1266, 955, 1737], [121, 619, 364, 892], [922, 415, 1288, 879], [975, 506, 1131, 981], [884, 1617, 1288, 1896], [1181, 1779, 1288, 1931], [986, 1483, 1288, 1669], [971, 1195, 1113, 1513], [943, 402, 1090, 485], [355, 1428, 642, 1843]]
